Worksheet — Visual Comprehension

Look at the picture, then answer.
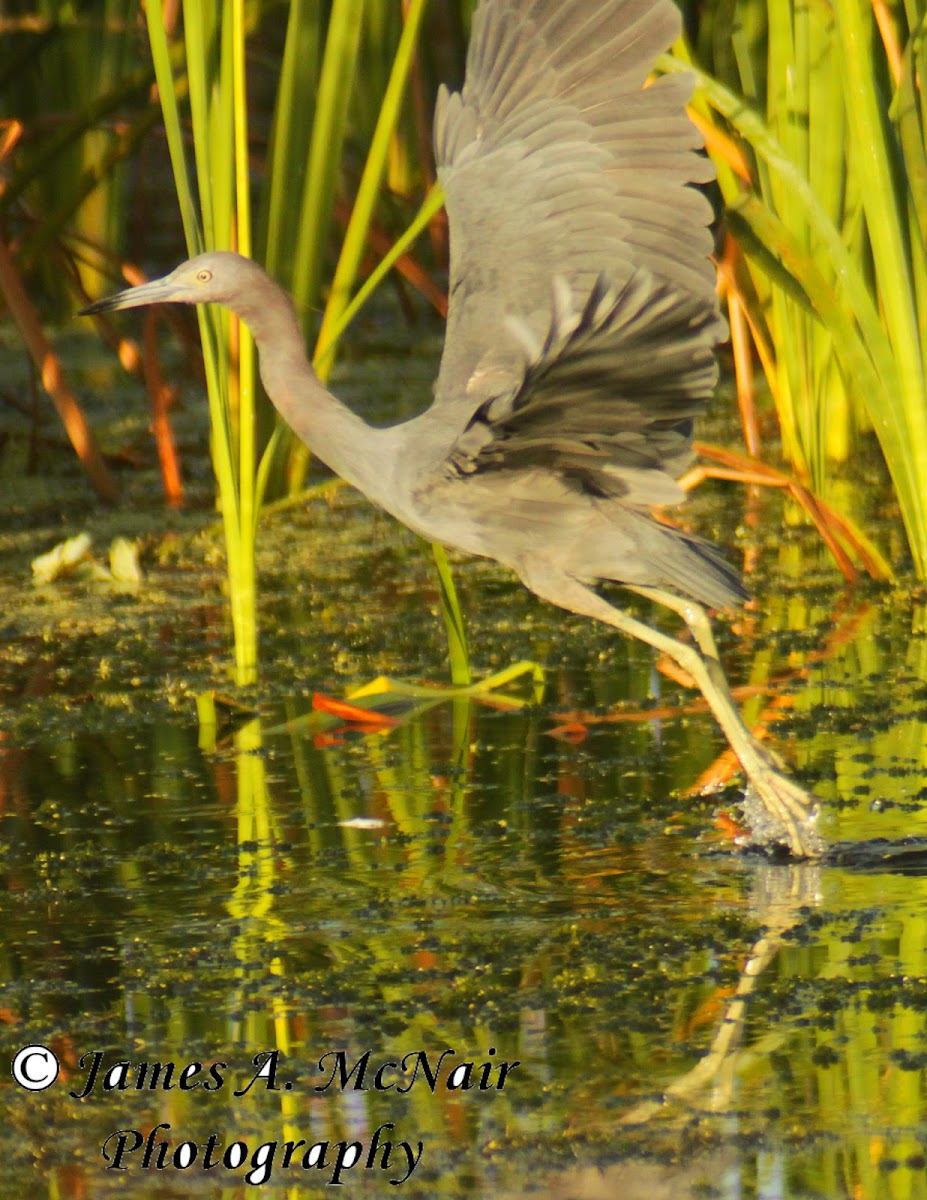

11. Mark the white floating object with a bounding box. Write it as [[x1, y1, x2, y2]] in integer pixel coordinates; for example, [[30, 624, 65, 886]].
[[31, 533, 93, 584]]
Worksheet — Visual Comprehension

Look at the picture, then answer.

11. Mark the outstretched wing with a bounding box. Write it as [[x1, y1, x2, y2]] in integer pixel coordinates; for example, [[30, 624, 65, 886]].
[[432, 0, 720, 420], [443, 271, 717, 508]]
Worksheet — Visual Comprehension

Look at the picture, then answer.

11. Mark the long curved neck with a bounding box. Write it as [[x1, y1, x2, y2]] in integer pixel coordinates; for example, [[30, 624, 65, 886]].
[[235, 290, 399, 503]]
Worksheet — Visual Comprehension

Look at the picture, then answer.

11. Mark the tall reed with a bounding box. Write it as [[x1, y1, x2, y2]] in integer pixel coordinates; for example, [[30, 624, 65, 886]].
[[144, 1, 258, 685]]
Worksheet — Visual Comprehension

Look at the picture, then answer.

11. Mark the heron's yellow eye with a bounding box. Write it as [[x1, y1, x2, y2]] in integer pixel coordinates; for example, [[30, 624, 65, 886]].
[[196, 269, 212, 283]]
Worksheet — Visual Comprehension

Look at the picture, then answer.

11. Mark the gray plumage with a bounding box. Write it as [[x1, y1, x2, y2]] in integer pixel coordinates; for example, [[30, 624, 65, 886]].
[[83, 0, 824, 858]]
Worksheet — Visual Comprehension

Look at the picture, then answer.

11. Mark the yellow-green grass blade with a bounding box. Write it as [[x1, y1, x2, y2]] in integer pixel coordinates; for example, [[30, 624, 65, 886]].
[[834, 0, 925, 410], [313, 0, 430, 384], [145, 5, 237, 518], [729, 196, 885, 408], [315, 182, 445, 362], [259, 0, 322, 286], [143, 10, 201, 255], [430, 543, 471, 689], [233, 0, 258, 681], [183, 1, 246, 673], [292, 0, 366, 320], [893, 20, 927, 344]]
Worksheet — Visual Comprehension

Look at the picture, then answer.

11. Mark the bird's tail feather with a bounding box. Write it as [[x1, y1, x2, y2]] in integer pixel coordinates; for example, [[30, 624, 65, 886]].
[[602, 514, 748, 610], [654, 523, 748, 610]]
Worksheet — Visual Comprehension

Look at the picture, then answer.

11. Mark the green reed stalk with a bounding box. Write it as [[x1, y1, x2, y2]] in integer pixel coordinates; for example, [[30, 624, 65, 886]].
[[833, 0, 927, 456], [259, 0, 324, 290], [314, 183, 445, 361], [312, 0, 430, 384], [233, 0, 257, 667], [292, 0, 365, 324], [145, 1, 258, 685], [254, 0, 367, 500], [431, 543, 471, 688]]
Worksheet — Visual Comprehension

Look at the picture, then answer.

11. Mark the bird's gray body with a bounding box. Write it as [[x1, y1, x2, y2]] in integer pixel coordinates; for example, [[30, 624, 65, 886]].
[[84, 0, 825, 855], [221, 0, 741, 609]]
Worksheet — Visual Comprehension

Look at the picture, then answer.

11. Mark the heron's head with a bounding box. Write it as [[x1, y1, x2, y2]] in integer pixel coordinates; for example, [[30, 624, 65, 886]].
[[80, 251, 264, 316]]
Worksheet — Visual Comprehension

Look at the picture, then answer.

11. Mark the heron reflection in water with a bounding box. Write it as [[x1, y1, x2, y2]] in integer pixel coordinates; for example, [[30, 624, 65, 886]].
[[84, 0, 824, 858]]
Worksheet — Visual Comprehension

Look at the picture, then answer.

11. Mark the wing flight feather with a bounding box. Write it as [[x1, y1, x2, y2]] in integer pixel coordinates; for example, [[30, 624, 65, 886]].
[[443, 271, 718, 508], [431, 0, 720, 430]]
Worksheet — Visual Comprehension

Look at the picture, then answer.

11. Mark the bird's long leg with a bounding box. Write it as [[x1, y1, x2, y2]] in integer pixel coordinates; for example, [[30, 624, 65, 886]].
[[519, 564, 824, 858], [629, 585, 724, 661], [624, 580, 806, 777]]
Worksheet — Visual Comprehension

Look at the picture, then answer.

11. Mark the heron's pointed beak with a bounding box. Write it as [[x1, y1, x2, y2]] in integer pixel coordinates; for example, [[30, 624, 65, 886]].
[[79, 275, 176, 316]]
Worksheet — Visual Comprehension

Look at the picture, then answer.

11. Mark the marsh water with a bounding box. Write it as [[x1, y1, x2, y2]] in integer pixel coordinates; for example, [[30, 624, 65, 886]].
[[3, 325, 927, 1198]]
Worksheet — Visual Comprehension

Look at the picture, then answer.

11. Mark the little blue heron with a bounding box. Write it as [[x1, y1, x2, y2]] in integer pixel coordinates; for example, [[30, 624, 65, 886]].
[[83, 0, 823, 857]]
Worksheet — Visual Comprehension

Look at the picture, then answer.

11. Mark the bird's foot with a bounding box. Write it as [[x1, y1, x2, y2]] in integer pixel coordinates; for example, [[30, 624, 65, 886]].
[[737, 748, 826, 859]]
